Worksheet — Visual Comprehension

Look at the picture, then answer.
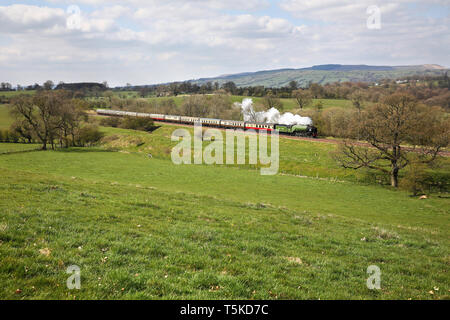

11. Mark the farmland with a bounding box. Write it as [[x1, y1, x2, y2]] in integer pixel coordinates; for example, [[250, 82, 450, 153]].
[[0, 104, 13, 129], [0, 120, 449, 299], [0, 143, 40, 154], [0, 88, 448, 300], [134, 95, 354, 111]]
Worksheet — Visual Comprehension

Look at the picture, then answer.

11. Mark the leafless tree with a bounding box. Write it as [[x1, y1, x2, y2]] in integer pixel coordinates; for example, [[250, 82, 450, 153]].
[[293, 89, 312, 109], [334, 93, 449, 187], [11, 91, 87, 150]]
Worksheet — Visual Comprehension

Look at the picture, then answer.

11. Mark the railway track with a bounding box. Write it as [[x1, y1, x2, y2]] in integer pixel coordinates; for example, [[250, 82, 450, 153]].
[[93, 112, 449, 158], [152, 120, 450, 158]]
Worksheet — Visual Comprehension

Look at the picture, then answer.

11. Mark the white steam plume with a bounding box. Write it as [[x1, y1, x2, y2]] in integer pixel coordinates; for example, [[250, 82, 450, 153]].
[[236, 98, 312, 126]]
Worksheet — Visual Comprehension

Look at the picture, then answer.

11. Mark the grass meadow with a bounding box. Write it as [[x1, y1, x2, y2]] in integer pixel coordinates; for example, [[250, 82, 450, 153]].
[[0, 119, 448, 299], [144, 95, 354, 111], [0, 104, 12, 129], [94, 93, 355, 111], [0, 91, 35, 98]]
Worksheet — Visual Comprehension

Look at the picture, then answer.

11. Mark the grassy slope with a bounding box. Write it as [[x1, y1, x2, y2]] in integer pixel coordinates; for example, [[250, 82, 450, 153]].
[[143, 95, 354, 111], [0, 105, 12, 129], [0, 91, 35, 97], [0, 143, 41, 154], [0, 150, 448, 300], [98, 124, 358, 181], [193, 68, 447, 88], [0, 125, 448, 299], [97, 124, 448, 184]]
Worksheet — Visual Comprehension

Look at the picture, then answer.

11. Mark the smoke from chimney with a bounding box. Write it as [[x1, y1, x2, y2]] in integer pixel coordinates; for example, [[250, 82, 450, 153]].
[[237, 98, 313, 126]]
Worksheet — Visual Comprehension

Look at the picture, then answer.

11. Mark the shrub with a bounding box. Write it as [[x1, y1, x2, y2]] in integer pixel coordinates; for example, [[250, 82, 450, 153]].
[[2, 130, 10, 142], [100, 116, 121, 128], [78, 125, 104, 147], [399, 162, 449, 195], [8, 130, 19, 143], [309, 107, 357, 137], [420, 169, 449, 194], [120, 116, 156, 132]]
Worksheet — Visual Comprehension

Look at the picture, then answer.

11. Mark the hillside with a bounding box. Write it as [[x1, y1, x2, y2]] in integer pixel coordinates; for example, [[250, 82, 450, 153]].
[[0, 123, 448, 299], [190, 64, 448, 88]]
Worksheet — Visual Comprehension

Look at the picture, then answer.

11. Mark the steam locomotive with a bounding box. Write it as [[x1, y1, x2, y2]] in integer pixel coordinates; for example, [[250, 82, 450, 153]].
[[96, 109, 318, 138]]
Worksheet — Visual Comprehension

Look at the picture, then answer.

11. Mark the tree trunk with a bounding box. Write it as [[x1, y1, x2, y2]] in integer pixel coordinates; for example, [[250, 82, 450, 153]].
[[391, 167, 399, 188]]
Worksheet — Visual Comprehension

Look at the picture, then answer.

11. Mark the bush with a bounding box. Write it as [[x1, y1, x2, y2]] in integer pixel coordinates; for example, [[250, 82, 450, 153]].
[[359, 168, 390, 185], [120, 116, 156, 132], [100, 116, 121, 128], [309, 107, 357, 137], [8, 130, 19, 143], [1, 130, 10, 142], [421, 170, 450, 194], [400, 163, 429, 196], [78, 125, 104, 147], [400, 162, 449, 195]]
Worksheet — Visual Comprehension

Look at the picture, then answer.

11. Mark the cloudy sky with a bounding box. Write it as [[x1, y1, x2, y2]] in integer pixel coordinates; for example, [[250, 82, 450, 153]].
[[0, 0, 449, 87]]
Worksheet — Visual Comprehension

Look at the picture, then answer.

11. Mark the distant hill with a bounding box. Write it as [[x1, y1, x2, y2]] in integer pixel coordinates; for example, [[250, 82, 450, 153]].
[[190, 64, 448, 88]]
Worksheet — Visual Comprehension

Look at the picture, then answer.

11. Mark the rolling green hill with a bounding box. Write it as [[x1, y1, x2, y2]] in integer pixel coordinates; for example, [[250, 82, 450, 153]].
[[0, 121, 448, 299], [191, 64, 448, 88]]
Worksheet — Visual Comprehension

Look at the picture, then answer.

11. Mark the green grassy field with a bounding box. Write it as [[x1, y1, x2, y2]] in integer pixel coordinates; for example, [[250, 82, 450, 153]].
[[0, 91, 35, 98], [98, 124, 359, 182], [0, 122, 448, 299], [141, 95, 354, 111], [96, 123, 448, 185], [0, 143, 41, 154], [0, 104, 12, 129], [229, 96, 354, 111]]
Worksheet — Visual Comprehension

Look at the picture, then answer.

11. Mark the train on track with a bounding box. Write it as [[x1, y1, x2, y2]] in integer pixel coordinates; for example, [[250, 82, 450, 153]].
[[96, 109, 318, 138]]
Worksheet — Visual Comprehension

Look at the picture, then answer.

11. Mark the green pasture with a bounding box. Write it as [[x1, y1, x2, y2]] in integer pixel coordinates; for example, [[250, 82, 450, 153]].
[[0, 142, 448, 299]]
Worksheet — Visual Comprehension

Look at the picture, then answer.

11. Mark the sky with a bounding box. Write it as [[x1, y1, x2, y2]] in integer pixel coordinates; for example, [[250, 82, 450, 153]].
[[0, 0, 449, 87]]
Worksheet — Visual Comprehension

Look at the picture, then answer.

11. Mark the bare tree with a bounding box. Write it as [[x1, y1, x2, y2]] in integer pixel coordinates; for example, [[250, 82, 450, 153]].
[[334, 93, 449, 187], [293, 89, 312, 109], [263, 91, 284, 111], [56, 100, 86, 148], [350, 90, 365, 111], [10, 91, 81, 150]]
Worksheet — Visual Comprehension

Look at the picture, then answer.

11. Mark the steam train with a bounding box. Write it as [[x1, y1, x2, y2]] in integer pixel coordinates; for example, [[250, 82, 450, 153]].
[[96, 109, 318, 138]]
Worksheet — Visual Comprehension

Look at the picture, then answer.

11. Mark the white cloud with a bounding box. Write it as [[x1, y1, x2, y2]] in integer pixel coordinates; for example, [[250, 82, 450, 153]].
[[0, 1, 448, 86], [0, 4, 65, 33]]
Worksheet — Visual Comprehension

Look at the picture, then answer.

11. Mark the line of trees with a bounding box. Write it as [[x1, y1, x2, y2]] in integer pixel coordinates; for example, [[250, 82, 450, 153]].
[[126, 74, 449, 110], [9, 91, 103, 150]]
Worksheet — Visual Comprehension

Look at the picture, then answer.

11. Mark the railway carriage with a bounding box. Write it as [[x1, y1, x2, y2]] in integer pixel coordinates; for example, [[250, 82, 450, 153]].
[[221, 120, 245, 129], [180, 116, 200, 124], [244, 122, 275, 131], [165, 115, 181, 122], [136, 112, 152, 118], [149, 114, 166, 121], [199, 118, 221, 126], [97, 109, 120, 116], [122, 111, 132, 117]]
